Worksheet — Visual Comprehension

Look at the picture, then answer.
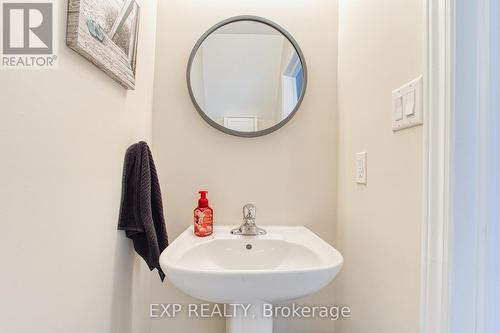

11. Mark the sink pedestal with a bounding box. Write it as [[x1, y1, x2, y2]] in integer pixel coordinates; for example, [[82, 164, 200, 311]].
[[226, 302, 272, 333]]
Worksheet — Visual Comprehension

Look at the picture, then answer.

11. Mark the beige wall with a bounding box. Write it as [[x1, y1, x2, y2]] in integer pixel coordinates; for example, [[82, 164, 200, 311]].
[[151, 1, 338, 332], [336, 0, 424, 332], [0, 1, 158, 333]]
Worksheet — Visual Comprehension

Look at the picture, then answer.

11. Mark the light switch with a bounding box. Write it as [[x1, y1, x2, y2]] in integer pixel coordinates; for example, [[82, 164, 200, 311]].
[[394, 95, 403, 120], [405, 89, 416, 117], [355, 152, 367, 184], [392, 76, 423, 131]]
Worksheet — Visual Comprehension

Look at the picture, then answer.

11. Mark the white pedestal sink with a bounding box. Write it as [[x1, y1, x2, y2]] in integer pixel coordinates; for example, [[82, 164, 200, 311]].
[[160, 226, 343, 333]]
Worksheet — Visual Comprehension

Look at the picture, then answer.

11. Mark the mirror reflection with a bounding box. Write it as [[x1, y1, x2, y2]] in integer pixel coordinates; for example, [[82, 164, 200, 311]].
[[189, 19, 306, 135]]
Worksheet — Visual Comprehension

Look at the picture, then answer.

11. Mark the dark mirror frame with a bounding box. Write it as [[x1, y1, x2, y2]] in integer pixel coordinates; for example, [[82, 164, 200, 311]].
[[186, 15, 308, 138]]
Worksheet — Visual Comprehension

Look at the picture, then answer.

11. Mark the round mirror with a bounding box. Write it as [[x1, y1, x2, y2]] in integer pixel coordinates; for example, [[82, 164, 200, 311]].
[[187, 16, 307, 137]]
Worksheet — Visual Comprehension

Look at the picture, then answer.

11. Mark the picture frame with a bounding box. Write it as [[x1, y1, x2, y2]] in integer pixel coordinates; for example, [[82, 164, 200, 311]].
[[66, 0, 140, 89]]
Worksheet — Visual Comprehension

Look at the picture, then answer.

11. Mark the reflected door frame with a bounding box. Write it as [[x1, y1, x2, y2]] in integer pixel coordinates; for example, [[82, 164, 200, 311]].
[[281, 53, 302, 119]]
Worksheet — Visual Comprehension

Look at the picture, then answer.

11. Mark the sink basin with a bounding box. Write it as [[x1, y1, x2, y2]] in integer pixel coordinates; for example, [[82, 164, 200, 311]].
[[160, 226, 343, 333]]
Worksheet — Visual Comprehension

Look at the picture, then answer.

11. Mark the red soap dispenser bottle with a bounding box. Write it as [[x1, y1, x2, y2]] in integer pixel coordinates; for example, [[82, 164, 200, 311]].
[[194, 191, 213, 237]]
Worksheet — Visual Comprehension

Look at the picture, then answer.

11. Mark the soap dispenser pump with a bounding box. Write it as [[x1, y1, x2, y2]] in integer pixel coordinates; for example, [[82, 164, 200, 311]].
[[194, 191, 213, 237]]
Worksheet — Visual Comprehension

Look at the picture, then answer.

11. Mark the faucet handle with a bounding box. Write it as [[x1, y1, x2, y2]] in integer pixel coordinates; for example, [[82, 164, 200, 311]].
[[243, 204, 256, 220], [231, 203, 265, 236]]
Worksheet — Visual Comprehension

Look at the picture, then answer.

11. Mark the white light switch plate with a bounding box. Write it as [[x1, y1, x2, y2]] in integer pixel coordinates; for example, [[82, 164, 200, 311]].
[[392, 76, 423, 131], [355, 152, 367, 184]]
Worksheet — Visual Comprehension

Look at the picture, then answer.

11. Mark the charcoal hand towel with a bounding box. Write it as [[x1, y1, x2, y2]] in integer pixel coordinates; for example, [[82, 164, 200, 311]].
[[118, 141, 168, 281]]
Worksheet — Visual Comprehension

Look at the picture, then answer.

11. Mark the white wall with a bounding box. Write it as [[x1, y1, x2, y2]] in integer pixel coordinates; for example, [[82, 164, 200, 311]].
[[487, 2, 500, 331], [152, 1, 338, 332], [449, 1, 480, 331], [0, 1, 158, 332], [449, 1, 500, 332], [336, 0, 424, 332]]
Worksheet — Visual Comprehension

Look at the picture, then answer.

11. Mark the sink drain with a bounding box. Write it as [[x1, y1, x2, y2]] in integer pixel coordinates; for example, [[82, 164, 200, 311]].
[[245, 244, 252, 250]]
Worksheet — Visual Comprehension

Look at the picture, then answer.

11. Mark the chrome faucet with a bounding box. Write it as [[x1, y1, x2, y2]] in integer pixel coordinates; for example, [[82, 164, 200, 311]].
[[231, 204, 267, 236]]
